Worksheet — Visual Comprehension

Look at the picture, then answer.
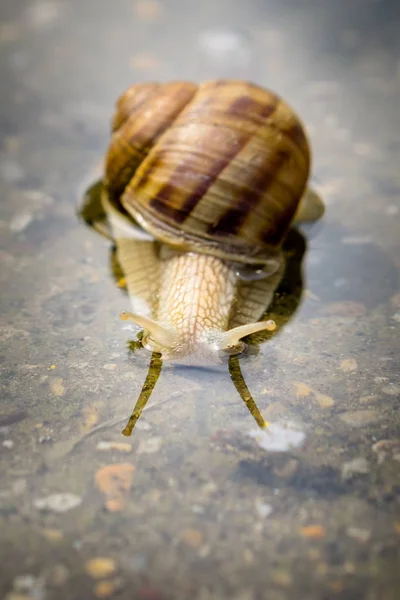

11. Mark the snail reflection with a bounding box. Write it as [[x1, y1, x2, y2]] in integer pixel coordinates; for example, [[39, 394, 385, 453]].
[[79, 79, 324, 435]]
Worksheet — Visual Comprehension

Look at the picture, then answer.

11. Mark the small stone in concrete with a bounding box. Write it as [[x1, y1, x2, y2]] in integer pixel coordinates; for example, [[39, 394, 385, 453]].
[[137, 437, 162, 454], [85, 558, 117, 579], [346, 527, 371, 543], [255, 501, 273, 519], [34, 493, 82, 513], [342, 457, 369, 480], [339, 410, 378, 427], [381, 384, 400, 396]]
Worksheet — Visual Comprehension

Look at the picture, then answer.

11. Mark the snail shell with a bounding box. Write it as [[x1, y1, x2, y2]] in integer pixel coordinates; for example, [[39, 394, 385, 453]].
[[105, 80, 311, 264], [102, 79, 323, 365]]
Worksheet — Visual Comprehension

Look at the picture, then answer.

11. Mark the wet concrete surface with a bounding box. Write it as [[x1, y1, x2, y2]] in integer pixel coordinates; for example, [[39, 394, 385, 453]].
[[0, 1, 399, 599]]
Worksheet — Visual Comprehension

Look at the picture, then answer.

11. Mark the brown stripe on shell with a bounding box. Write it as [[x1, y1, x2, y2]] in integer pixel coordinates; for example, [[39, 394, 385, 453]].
[[105, 82, 197, 198], [140, 86, 279, 226], [207, 148, 290, 238], [286, 122, 308, 150], [224, 93, 279, 125], [148, 130, 252, 223]]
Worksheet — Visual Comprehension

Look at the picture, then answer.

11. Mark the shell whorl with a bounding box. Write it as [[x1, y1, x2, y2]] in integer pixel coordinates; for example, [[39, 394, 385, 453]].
[[105, 79, 311, 265]]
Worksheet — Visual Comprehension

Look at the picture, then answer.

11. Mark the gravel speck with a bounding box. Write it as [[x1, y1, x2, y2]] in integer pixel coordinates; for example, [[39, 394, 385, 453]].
[[339, 410, 379, 427], [346, 527, 371, 543], [34, 493, 82, 513], [381, 384, 400, 396], [341, 457, 370, 480], [255, 501, 273, 518], [248, 422, 306, 452]]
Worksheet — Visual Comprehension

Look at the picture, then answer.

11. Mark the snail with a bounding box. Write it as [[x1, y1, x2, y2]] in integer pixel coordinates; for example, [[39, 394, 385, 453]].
[[87, 79, 324, 432]]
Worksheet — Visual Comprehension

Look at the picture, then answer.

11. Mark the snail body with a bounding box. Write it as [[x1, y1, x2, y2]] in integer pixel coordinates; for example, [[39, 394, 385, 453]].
[[102, 79, 324, 365]]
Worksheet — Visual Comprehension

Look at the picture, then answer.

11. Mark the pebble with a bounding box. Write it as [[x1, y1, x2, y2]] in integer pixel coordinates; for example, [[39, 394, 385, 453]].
[[41, 528, 63, 542], [95, 463, 135, 512], [341, 457, 370, 480], [313, 392, 336, 408], [94, 580, 118, 598], [24, 189, 54, 208], [137, 437, 162, 454], [49, 377, 66, 397], [294, 382, 312, 399], [134, 420, 151, 431], [12, 575, 45, 599], [381, 384, 400, 396], [248, 422, 306, 452], [392, 312, 400, 323], [320, 301, 366, 318], [102, 363, 117, 371], [339, 410, 379, 427], [48, 564, 70, 586], [198, 545, 210, 558], [372, 439, 400, 464], [359, 395, 378, 403], [82, 401, 102, 431], [300, 525, 326, 538], [270, 569, 292, 587], [346, 527, 371, 543], [133, 0, 161, 20], [3, 439, 14, 449], [34, 492, 82, 513], [13, 575, 37, 592], [197, 28, 251, 67], [304, 289, 320, 301], [130, 53, 160, 70], [96, 441, 132, 453], [255, 501, 273, 519], [10, 212, 34, 233], [122, 371, 136, 380], [85, 558, 117, 579], [339, 358, 358, 373], [180, 528, 204, 549]]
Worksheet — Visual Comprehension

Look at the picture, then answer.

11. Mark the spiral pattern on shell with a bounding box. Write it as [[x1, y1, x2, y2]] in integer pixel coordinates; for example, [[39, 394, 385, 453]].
[[104, 79, 311, 265]]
